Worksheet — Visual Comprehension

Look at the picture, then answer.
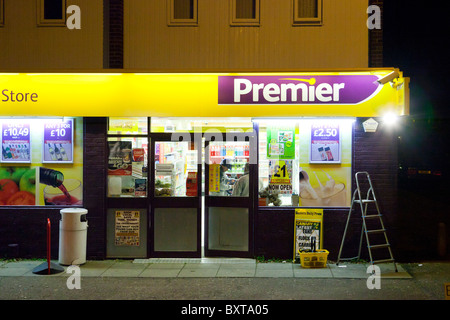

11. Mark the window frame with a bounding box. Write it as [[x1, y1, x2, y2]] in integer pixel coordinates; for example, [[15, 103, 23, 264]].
[[293, 0, 323, 26], [230, 0, 260, 27], [37, 0, 67, 27], [0, 0, 4, 27], [167, 0, 198, 27]]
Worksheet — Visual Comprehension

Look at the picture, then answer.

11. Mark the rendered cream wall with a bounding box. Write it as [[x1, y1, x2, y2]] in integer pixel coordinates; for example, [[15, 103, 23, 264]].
[[0, 0, 103, 70], [124, 0, 368, 70]]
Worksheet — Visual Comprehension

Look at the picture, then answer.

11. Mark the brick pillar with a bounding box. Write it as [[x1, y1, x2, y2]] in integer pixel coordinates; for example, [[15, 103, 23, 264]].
[[352, 118, 399, 259], [368, 0, 383, 67], [83, 117, 108, 259], [104, 0, 124, 69]]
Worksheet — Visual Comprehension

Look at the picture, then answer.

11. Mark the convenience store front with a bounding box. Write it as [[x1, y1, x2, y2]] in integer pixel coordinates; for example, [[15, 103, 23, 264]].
[[0, 70, 409, 260]]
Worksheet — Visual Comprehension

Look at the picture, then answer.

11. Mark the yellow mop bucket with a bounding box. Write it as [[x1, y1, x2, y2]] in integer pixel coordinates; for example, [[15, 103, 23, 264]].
[[298, 249, 329, 268]]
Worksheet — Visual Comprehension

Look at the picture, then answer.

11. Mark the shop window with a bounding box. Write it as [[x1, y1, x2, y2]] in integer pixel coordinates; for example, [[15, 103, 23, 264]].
[[230, 0, 260, 26], [293, 0, 322, 26], [0, 0, 4, 27], [256, 119, 353, 208], [107, 137, 148, 198], [0, 117, 83, 207], [167, 0, 198, 26], [107, 118, 148, 198], [37, 0, 66, 26]]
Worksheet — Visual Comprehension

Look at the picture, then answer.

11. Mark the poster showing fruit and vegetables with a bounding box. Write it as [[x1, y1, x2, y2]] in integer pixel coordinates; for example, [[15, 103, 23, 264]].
[[0, 167, 37, 205]]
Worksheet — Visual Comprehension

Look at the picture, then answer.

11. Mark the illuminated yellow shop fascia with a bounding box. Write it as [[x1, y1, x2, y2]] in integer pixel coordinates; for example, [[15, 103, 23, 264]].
[[0, 70, 409, 118]]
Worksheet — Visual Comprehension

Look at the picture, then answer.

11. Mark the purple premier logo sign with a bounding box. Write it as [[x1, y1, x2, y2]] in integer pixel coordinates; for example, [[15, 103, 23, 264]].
[[218, 75, 381, 105]]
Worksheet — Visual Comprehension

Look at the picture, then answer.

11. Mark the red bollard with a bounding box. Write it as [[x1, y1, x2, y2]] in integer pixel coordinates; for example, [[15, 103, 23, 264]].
[[32, 217, 64, 275], [47, 218, 51, 275]]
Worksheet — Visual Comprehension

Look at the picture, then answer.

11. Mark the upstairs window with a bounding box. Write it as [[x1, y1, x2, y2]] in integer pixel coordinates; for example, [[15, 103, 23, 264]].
[[168, 0, 198, 26], [230, 0, 260, 26], [37, 0, 66, 26], [0, 0, 4, 27], [293, 0, 322, 26]]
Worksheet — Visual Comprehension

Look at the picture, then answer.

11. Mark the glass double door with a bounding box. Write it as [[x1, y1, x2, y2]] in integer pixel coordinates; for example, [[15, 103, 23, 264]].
[[106, 132, 256, 258]]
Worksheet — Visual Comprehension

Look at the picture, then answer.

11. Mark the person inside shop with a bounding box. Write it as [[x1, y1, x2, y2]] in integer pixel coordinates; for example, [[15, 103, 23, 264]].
[[219, 159, 235, 196], [232, 162, 264, 197], [234, 161, 257, 197], [232, 162, 250, 197]]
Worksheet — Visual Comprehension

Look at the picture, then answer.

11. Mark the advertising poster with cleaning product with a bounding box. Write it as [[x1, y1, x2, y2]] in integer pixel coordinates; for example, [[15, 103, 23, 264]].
[[0, 118, 83, 206], [310, 122, 340, 163]]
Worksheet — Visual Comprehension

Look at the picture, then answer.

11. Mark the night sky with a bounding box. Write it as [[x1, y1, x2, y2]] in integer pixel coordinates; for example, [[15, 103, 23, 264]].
[[383, 1, 450, 119]]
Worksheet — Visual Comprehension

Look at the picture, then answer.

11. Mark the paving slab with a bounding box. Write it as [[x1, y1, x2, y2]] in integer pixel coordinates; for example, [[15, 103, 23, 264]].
[[140, 268, 182, 278], [293, 265, 333, 278], [255, 268, 294, 278], [101, 261, 147, 277], [329, 263, 369, 278], [146, 263, 185, 269], [178, 264, 220, 277], [256, 262, 293, 270], [216, 267, 256, 278]]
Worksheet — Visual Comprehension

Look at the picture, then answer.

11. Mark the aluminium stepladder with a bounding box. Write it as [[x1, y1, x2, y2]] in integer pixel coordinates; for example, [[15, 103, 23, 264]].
[[336, 172, 398, 272]]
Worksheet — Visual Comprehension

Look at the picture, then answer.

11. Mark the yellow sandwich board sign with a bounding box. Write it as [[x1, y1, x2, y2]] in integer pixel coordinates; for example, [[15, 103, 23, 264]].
[[293, 208, 323, 262]]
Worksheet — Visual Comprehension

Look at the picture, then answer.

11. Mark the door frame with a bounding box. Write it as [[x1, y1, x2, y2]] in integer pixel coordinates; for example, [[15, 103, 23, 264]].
[[203, 131, 257, 258], [105, 126, 150, 259], [148, 132, 202, 258]]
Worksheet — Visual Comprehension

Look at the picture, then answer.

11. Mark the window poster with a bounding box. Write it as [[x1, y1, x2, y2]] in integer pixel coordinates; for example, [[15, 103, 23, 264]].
[[109, 117, 139, 133], [108, 141, 132, 176], [268, 160, 293, 195], [1, 120, 31, 163], [267, 125, 295, 159], [115, 210, 140, 246], [0, 166, 37, 206], [209, 164, 220, 193], [310, 122, 341, 163], [43, 119, 74, 163]]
